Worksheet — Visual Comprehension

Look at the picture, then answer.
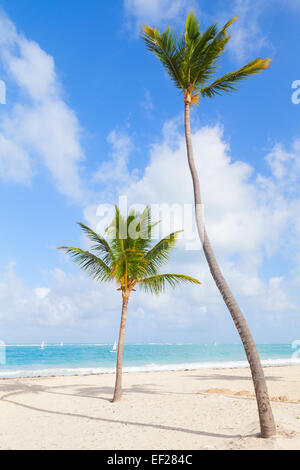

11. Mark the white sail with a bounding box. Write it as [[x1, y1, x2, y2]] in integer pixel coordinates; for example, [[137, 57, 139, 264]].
[[41, 341, 45, 350], [60, 342, 64, 347], [110, 340, 117, 353]]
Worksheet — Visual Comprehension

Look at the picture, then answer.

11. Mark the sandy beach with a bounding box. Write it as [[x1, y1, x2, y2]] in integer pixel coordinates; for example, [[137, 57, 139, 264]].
[[0, 365, 299, 450]]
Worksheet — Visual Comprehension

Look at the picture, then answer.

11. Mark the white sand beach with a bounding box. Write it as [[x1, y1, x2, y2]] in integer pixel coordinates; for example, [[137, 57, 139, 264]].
[[0, 365, 299, 450]]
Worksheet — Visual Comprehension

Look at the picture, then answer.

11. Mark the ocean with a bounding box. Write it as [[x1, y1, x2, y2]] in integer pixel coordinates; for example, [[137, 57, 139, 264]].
[[0, 343, 299, 379]]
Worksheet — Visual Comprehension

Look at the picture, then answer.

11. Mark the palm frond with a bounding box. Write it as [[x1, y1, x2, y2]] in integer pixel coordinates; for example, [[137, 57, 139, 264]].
[[141, 25, 185, 91], [190, 18, 237, 89], [58, 246, 112, 282], [189, 22, 218, 64], [185, 10, 200, 42], [220, 16, 238, 32], [78, 222, 114, 265], [128, 206, 152, 249], [137, 274, 201, 295], [145, 231, 182, 275], [122, 249, 148, 280], [191, 36, 229, 88], [106, 205, 127, 256], [201, 58, 272, 98]]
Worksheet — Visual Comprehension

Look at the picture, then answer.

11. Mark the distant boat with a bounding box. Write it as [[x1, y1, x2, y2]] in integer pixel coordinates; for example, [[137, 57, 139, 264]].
[[110, 340, 117, 353], [40, 341, 45, 350], [60, 342, 64, 347]]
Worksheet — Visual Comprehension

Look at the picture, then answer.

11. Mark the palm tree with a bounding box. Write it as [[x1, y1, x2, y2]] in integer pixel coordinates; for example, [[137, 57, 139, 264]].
[[142, 12, 276, 438], [59, 206, 200, 402]]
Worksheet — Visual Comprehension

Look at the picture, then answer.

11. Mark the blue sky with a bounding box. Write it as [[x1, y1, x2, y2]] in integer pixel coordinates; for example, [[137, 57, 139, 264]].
[[0, 0, 299, 344]]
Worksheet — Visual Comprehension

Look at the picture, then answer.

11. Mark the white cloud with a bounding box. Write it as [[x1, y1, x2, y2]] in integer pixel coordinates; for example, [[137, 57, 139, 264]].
[[222, 0, 270, 61], [0, 263, 116, 329], [264, 277, 295, 312], [223, 0, 300, 61], [7, 38, 58, 101], [0, 12, 87, 203], [119, 121, 290, 256], [266, 140, 300, 184], [78, 117, 300, 342], [93, 130, 134, 185], [0, 134, 32, 183], [1, 116, 300, 341], [91, 129, 139, 206], [124, 0, 196, 32], [0, 261, 203, 342], [35, 288, 50, 299]]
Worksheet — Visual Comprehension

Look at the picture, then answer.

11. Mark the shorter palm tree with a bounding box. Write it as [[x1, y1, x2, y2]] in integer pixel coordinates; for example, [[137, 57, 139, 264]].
[[59, 206, 200, 402]]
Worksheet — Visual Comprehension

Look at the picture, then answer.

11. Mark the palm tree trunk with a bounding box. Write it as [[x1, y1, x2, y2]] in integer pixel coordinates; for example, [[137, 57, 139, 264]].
[[184, 100, 276, 438], [112, 292, 129, 402]]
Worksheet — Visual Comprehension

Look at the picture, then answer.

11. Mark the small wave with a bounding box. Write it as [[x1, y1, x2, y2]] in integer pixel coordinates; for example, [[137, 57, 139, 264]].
[[0, 357, 300, 379]]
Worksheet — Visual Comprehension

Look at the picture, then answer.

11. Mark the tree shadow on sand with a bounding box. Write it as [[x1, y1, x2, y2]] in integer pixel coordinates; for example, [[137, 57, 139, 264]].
[[0, 385, 260, 440], [0, 381, 165, 403], [188, 373, 283, 382]]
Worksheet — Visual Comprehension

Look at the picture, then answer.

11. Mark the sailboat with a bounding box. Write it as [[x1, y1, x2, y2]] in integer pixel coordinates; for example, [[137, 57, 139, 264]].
[[60, 342, 64, 347], [40, 341, 45, 350], [110, 340, 117, 353]]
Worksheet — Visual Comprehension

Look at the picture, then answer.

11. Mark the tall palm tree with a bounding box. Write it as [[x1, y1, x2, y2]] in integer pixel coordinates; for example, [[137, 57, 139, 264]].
[[142, 12, 276, 438], [59, 206, 200, 402]]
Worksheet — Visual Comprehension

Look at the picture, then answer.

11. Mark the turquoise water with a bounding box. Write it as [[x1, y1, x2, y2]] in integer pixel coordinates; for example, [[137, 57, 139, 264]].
[[0, 343, 299, 378]]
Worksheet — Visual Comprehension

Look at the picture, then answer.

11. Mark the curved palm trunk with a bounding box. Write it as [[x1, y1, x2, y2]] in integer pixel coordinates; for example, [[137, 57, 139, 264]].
[[112, 292, 130, 402], [184, 101, 276, 438]]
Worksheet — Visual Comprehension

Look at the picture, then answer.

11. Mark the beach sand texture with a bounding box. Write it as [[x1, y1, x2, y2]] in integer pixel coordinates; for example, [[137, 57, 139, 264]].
[[0, 365, 299, 450]]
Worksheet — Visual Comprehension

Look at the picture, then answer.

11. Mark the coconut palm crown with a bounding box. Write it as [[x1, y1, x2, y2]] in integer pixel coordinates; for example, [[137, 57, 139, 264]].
[[59, 206, 200, 401], [142, 12, 271, 106], [59, 206, 199, 296]]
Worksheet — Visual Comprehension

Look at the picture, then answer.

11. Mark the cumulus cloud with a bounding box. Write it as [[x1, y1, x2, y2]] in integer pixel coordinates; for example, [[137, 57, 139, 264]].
[[118, 121, 288, 256], [0, 12, 87, 203], [79, 117, 300, 341], [0, 261, 203, 343], [84, 128, 139, 230], [93, 129, 136, 188], [223, 0, 300, 61], [124, 0, 196, 33], [266, 140, 300, 184], [215, 0, 270, 62], [0, 134, 32, 183], [0, 263, 116, 329], [1, 108, 299, 341]]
